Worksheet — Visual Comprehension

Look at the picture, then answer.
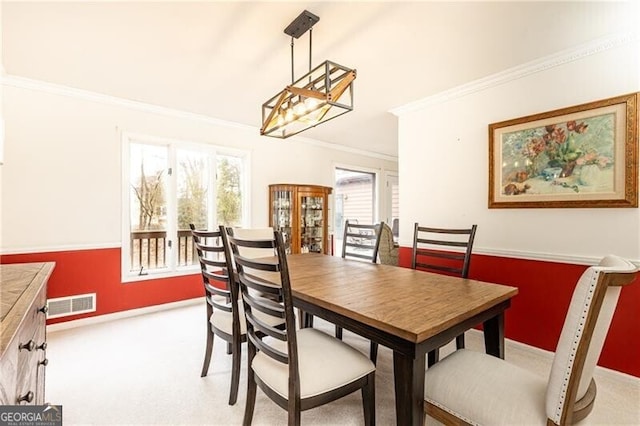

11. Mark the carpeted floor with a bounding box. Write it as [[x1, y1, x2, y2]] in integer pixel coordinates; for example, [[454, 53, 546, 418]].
[[46, 301, 640, 425]]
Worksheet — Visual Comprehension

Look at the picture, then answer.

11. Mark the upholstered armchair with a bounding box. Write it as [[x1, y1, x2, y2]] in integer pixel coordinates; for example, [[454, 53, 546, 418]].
[[378, 222, 399, 266], [423, 255, 638, 425]]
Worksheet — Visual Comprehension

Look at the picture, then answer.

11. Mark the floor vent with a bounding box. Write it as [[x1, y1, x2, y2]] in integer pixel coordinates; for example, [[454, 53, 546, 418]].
[[46, 293, 96, 319]]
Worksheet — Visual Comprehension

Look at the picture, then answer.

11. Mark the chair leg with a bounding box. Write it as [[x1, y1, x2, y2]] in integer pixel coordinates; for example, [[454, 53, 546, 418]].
[[226, 341, 232, 355], [369, 342, 378, 365], [243, 370, 257, 426], [302, 312, 315, 328], [455, 333, 465, 350], [228, 339, 241, 405], [300, 311, 315, 329], [335, 325, 343, 340], [201, 330, 214, 377], [427, 349, 439, 367], [288, 398, 301, 426], [361, 373, 376, 426]]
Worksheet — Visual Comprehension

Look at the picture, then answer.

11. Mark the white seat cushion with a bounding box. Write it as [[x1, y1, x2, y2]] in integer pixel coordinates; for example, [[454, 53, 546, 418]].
[[425, 349, 548, 425], [210, 302, 284, 335], [251, 328, 375, 399]]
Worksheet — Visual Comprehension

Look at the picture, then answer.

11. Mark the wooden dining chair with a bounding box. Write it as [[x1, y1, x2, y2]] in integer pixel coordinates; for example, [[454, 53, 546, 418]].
[[424, 255, 638, 426], [190, 224, 243, 405], [412, 223, 477, 366], [336, 220, 384, 363], [341, 219, 383, 262], [228, 230, 376, 426]]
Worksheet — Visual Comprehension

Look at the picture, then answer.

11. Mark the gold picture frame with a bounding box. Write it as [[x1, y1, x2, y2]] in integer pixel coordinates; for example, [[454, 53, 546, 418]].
[[489, 93, 638, 208]]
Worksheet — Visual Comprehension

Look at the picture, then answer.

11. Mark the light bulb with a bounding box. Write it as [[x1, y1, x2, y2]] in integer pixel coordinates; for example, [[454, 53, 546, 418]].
[[305, 98, 319, 110], [294, 103, 306, 115], [285, 109, 294, 122]]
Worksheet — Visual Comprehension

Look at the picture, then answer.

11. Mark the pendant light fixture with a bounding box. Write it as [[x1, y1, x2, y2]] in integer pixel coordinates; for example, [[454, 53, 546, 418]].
[[260, 10, 356, 139]]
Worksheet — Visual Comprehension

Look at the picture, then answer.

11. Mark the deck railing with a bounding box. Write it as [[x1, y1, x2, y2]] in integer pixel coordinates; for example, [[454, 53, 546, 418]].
[[130, 229, 196, 271]]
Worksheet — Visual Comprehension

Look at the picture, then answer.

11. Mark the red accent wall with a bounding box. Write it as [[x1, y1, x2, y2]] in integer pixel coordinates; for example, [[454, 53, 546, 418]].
[[0, 248, 203, 325], [399, 247, 640, 377], [2, 247, 638, 377]]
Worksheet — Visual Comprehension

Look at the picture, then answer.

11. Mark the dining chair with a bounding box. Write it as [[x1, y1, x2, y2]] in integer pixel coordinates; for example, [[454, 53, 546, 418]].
[[424, 254, 638, 426], [412, 222, 477, 366], [190, 224, 243, 405], [228, 230, 376, 426], [190, 224, 284, 406], [228, 226, 315, 330], [336, 220, 384, 363], [341, 219, 383, 262]]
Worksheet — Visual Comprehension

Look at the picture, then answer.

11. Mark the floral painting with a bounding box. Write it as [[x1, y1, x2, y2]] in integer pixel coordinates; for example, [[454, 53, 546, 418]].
[[489, 93, 638, 208]]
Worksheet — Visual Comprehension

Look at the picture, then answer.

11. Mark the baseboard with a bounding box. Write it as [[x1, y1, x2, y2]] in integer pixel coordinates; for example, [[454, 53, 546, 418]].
[[46, 297, 203, 333]]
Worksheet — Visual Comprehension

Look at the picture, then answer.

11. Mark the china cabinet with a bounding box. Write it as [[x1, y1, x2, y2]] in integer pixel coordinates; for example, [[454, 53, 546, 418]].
[[269, 184, 332, 254]]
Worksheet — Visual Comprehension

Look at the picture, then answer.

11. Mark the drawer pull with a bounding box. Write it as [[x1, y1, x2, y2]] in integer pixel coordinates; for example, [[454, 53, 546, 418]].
[[17, 391, 34, 404], [39, 358, 49, 367], [19, 340, 35, 351], [37, 342, 48, 351], [39, 305, 49, 314]]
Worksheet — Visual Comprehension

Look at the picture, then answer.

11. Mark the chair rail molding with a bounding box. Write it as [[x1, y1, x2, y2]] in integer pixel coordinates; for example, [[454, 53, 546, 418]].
[[396, 241, 639, 267]]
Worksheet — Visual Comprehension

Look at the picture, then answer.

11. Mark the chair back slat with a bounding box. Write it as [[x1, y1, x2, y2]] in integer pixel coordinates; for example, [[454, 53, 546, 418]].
[[546, 255, 638, 425], [341, 219, 384, 263], [227, 227, 276, 259], [414, 262, 464, 275], [228, 230, 298, 373], [411, 223, 477, 278]]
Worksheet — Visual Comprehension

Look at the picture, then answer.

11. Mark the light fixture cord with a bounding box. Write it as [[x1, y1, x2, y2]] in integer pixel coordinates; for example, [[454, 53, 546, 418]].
[[308, 28, 312, 73], [290, 36, 295, 84]]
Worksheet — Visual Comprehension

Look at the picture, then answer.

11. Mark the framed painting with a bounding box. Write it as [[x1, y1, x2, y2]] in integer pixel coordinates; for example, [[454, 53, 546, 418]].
[[489, 92, 638, 208]]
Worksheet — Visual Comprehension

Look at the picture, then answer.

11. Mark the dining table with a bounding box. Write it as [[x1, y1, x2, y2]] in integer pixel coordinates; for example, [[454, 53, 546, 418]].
[[285, 253, 518, 426]]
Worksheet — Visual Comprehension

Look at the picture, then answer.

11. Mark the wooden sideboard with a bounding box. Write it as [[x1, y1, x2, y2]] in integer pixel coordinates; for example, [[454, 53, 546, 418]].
[[0, 262, 55, 405]]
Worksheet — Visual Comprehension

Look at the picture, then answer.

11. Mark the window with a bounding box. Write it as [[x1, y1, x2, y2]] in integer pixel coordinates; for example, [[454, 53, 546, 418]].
[[122, 133, 248, 280], [333, 166, 377, 256]]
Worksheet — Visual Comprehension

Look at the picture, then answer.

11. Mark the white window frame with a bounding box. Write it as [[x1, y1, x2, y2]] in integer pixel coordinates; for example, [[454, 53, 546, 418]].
[[333, 163, 382, 223], [121, 132, 250, 282]]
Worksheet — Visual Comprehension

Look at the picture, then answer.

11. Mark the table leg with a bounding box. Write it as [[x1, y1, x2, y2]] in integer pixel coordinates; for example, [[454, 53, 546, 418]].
[[393, 350, 425, 426], [483, 312, 505, 358]]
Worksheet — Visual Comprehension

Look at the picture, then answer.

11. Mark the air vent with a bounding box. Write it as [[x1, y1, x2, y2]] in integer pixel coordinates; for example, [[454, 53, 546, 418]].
[[46, 293, 96, 319]]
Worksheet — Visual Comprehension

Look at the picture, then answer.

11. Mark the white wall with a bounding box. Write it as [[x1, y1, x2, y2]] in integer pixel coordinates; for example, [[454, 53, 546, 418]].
[[397, 33, 640, 263], [0, 82, 396, 252]]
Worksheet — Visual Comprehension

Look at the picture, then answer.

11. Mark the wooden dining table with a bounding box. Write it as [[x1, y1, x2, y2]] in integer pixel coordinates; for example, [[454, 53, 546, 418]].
[[285, 253, 518, 426]]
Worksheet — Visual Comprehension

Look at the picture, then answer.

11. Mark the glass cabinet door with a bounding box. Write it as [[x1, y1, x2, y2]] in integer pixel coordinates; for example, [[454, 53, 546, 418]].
[[300, 194, 325, 253], [272, 189, 293, 254], [269, 184, 332, 255]]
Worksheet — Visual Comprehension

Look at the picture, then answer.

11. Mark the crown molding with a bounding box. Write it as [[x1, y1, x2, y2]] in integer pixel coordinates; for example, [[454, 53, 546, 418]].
[[1, 74, 397, 162], [390, 31, 640, 116]]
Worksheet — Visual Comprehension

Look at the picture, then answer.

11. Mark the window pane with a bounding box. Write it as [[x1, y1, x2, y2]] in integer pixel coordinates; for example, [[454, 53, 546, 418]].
[[129, 143, 168, 272], [334, 168, 376, 256], [217, 155, 243, 227], [177, 149, 210, 266]]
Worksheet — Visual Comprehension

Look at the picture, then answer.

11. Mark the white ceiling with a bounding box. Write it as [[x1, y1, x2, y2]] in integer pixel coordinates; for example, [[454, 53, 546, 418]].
[[2, 1, 635, 158]]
